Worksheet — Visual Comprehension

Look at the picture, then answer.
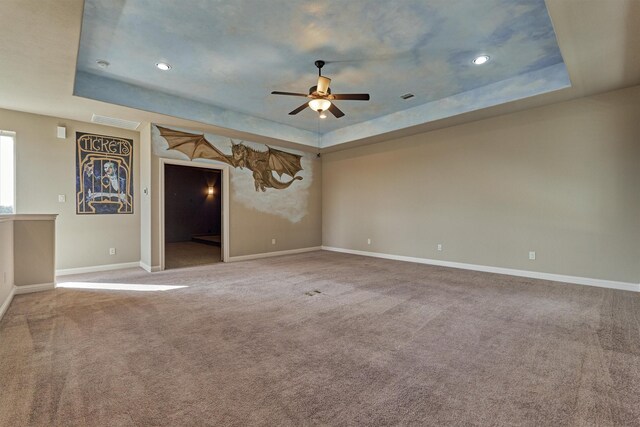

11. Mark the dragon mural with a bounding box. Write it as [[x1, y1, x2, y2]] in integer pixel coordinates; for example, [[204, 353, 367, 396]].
[[156, 126, 303, 191]]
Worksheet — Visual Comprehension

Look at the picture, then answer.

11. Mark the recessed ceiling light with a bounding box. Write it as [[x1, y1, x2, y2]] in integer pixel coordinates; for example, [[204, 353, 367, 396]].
[[472, 55, 490, 65], [156, 62, 172, 71], [96, 60, 110, 69]]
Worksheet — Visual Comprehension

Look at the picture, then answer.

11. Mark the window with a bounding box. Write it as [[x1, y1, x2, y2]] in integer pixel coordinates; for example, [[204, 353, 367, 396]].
[[0, 130, 15, 214]]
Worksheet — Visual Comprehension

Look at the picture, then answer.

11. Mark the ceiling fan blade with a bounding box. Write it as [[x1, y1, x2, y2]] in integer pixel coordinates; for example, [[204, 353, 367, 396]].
[[289, 103, 309, 115], [271, 91, 309, 97], [329, 93, 370, 101], [328, 103, 345, 118], [317, 76, 331, 96]]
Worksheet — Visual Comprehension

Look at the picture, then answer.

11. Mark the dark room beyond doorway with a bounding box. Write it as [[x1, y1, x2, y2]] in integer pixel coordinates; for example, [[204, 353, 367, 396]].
[[164, 164, 222, 269]]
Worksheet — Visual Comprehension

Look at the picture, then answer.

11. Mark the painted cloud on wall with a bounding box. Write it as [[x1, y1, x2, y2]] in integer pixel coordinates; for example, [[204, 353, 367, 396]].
[[151, 124, 313, 223]]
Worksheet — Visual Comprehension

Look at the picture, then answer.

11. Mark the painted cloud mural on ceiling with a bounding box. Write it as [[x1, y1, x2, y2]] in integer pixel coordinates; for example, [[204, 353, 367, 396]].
[[76, 0, 569, 147]]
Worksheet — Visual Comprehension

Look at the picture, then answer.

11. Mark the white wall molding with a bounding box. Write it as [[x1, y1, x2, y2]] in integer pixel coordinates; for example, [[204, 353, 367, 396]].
[[56, 262, 141, 277], [322, 246, 640, 293], [14, 282, 55, 294], [0, 286, 16, 322], [228, 246, 322, 262], [139, 262, 161, 273]]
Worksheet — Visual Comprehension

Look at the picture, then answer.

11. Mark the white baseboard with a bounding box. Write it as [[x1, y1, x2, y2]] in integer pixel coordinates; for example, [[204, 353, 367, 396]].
[[321, 246, 640, 293], [0, 285, 16, 322], [139, 262, 161, 273], [14, 282, 55, 294], [228, 246, 322, 262], [56, 262, 141, 277]]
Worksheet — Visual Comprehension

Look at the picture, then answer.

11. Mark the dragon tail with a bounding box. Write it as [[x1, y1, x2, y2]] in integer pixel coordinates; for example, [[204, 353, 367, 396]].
[[266, 174, 303, 190]]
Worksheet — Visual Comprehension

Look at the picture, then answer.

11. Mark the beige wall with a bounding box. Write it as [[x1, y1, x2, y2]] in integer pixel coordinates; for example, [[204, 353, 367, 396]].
[[0, 219, 14, 311], [0, 215, 55, 317], [3, 87, 637, 281], [13, 219, 55, 286], [0, 108, 140, 270], [229, 178, 322, 257], [323, 86, 640, 283], [151, 153, 161, 266], [140, 124, 152, 268]]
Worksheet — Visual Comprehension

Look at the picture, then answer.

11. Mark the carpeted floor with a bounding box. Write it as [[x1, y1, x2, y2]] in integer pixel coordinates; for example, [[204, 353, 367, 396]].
[[165, 241, 221, 269], [1, 251, 639, 426]]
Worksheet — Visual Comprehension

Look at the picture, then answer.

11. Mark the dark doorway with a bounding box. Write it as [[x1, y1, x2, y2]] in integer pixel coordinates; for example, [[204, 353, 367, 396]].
[[164, 164, 222, 269]]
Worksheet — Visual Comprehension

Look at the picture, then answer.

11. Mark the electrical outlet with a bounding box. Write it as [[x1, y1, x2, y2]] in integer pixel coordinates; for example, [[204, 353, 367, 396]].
[[529, 251, 536, 260], [58, 194, 66, 203], [367, 238, 371, 245], [109, 248, 116, 255], [271, 238, 276, 245], [437, 243, 443, 251]]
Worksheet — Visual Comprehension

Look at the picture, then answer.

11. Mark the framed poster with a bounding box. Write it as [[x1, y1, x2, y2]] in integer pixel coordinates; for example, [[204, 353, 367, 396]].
[[76, 132, 134, 214]]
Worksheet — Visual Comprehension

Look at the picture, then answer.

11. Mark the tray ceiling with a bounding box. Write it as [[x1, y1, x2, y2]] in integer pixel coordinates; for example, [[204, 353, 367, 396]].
[[74, 0, 570, 148]]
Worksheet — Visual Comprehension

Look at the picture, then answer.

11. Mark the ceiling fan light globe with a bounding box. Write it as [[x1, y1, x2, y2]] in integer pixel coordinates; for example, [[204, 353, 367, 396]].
[[309, 98, 331, 112]]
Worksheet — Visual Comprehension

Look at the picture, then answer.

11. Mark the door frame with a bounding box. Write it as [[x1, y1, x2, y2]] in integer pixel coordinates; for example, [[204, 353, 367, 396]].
[[159, 158, 230, 270]]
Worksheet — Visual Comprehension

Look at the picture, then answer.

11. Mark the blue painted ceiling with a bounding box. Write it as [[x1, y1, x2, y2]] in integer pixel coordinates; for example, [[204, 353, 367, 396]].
[[75, 0, 569, 147]]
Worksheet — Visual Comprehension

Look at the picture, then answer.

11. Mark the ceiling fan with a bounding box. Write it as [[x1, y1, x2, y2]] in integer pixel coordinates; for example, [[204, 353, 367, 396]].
[[271, 60, 370, 119]]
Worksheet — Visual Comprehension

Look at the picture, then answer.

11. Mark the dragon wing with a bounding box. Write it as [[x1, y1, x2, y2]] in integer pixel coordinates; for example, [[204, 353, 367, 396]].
[[156, 126, 233, 165], [267, 146, 303, 178]]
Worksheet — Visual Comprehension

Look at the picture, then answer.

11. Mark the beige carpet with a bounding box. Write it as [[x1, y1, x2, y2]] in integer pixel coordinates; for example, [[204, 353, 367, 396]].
[[1, 251, 639, 426], [165, 241, 221, 269]]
